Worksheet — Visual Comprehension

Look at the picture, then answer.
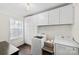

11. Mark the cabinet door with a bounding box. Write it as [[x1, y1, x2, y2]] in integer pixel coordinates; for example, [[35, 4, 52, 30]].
[[37, 12, 48, 25], [48, 8, 60, 25], [60, 4, 74, 24], [31, 15, 38, 26], [55, 44, 78, 55]]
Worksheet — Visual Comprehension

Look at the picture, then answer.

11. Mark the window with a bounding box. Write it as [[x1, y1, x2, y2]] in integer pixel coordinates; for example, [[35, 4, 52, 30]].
[[10, 18, 23, 40]]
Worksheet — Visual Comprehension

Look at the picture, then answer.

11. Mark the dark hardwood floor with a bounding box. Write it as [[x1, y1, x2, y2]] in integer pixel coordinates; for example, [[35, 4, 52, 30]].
[[18, 44, 54, 55], [18, 44, 31, 55]]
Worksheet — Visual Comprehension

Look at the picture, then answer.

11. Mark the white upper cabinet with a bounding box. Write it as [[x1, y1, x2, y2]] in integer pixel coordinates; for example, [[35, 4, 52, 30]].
[[31, 15, 38, 26], [48, 8, 60, 25], [37, 12, 48, 25], [60, 4, 74, 24], [48, 4, 74, 25]]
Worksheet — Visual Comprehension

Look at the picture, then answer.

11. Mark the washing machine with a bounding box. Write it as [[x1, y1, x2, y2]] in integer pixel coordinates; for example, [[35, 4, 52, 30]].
[[32, 34, 46, 55]]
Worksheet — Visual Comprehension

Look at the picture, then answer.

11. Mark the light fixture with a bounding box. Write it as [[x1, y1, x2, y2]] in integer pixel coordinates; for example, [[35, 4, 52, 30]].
[[25, 3, 31, 11]]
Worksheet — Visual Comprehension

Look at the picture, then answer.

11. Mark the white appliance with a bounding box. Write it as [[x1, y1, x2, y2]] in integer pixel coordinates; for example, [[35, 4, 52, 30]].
[[32, 34, 46, 55]]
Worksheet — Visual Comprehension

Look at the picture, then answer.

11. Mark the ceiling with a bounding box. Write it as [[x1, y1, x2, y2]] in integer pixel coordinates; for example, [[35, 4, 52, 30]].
[[0, 3, 68, 18]]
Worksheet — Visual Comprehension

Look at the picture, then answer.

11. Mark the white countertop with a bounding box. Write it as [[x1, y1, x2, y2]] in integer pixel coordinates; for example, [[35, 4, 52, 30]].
[[54, 39, 79, 48]]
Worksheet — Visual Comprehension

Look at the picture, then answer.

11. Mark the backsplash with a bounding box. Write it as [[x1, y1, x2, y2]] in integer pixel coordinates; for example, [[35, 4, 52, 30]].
[[37, 25, 73, 40]]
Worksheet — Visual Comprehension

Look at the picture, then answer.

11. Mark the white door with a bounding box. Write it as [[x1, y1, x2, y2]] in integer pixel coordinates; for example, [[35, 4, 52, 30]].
[[37, 12, 48, 25], [60, 4, 74, 24], [25, 17, 33, 45], [48, 8, 60, 25], [31, 15, 38, 36]]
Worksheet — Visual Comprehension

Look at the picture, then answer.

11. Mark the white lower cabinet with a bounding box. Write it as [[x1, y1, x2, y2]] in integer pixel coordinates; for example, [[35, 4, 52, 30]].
[[54, 43, 79, 55]]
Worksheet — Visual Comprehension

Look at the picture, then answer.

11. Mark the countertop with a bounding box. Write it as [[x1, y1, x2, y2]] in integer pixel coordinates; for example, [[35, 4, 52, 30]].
[[0, 41, 19, 55], [54, 39, 79, 48]]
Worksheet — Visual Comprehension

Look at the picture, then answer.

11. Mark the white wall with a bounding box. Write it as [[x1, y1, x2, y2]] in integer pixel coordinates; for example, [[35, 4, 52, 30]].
[[38, 25, 72, 40], [0, 14, 9, 42], [72, 4, 79, 43], [0, 13, 24, 47]]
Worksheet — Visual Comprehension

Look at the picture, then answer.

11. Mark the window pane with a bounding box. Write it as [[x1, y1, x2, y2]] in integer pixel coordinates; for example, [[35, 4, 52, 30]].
[[10, 18, 23, 40]]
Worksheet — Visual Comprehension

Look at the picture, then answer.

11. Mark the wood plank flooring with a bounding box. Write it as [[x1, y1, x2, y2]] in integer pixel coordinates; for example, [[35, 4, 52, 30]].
[[18, 44, 31, 55], [18, 44, 54, 55]]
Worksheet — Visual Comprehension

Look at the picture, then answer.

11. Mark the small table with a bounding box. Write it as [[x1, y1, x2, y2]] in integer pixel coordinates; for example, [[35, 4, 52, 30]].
[[42, 47, 54, 55], [0, 41, 19, 55]]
